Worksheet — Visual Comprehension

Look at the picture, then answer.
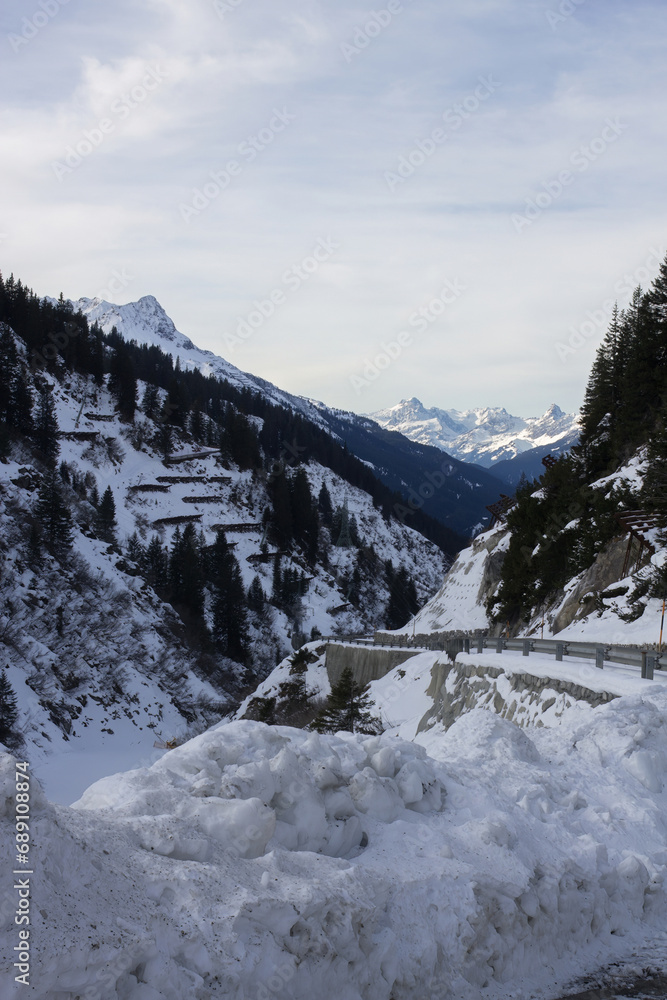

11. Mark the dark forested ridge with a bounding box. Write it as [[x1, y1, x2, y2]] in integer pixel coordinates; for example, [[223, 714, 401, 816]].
[[489, 252, 667, 628], [311, 409, 505, 533]]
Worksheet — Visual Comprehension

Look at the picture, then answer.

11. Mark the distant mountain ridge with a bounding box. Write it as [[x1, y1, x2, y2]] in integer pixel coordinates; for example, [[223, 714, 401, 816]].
[[71, 296, 506, 534], [368, 397, 580, 484]]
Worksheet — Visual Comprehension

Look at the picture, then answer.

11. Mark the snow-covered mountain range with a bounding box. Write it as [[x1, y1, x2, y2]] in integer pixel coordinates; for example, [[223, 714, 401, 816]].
[[369, 397, 580, 469], [71, 296, 506, 534]]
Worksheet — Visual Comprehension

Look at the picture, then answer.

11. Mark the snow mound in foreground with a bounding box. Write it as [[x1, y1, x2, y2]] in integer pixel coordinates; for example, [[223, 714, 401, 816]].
[[4, 697, 667, 1000], [74, 721, 446, 859]]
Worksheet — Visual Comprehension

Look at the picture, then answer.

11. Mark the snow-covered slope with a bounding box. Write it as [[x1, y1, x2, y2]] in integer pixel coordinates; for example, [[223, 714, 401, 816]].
[[389, 449, 667, 646], [388, 521, 510, 635], [370, 397, 579, 468], [1, 363, 448, 799]]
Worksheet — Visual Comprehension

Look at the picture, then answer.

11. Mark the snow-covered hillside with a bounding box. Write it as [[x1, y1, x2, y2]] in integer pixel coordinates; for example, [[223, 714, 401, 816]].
[[389, 521, 511, 635], [390, 450, 667, 647], [1, 361, 448, 800], [370, 397, 579, 468]]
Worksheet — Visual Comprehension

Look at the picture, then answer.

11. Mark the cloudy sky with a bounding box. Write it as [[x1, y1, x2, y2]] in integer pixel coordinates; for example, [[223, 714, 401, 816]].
[[2, 0, 666, 418]]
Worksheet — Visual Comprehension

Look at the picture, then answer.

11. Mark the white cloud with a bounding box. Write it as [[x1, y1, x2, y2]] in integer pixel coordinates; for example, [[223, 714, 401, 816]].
[[1, 0, 667, 416]]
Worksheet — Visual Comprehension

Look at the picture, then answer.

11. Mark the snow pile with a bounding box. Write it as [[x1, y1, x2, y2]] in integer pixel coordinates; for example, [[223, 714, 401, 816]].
[[74, 721, 447, 860], [5, 689, 667, 999]]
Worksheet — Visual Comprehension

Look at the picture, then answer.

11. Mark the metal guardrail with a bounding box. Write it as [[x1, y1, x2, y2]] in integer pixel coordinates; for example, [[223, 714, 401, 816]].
[[323, 632, 664, 680], [462, 636, 662, 680]]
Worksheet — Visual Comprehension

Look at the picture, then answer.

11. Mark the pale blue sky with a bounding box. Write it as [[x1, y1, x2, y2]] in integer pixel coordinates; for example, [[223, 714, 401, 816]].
[[1, 0, 666, 417]]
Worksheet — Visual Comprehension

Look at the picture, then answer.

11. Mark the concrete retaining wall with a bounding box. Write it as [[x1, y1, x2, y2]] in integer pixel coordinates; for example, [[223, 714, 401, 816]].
[[324, 644, 420, 687]]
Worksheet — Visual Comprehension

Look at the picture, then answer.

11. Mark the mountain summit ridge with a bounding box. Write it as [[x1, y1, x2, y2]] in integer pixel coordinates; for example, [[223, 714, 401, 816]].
[[369, 396, 579, 468]]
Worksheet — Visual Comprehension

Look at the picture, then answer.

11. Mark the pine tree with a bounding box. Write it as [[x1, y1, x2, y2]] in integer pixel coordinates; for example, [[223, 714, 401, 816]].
[[126, 531, 145, 565], [169, 524, 205, 619], [0, 423, 9, 461], [180, 523, 206, 618], [648, 250, 667, 325], [9, 365, 34, 436], [32, 384, 59, 466], [641, 401, 667, 526], [278, 648, 311, 715], [579, 304, 622, 452], [157, 421, 173, 460], [0, 326, 18, 425], [312, 667, 381, 734], [189, 406, 205, 443], [247, 575, 266, 613], [108, 343, 137, 421], [35, 472, 72, 551], [0, 670, 21, 751], [141, 384, 160, 420], [88, 479, 99, 507], [268, 471, 293, 545], [165, 374, 187, 429], [144, 534, 168, 590], [614, 288, 658, 456], [271, 554, 282, 606], [318, 481, 333, 525], [97, 486, 117, 542], [335, 499, 353, 547], [209, 529, 249, 661], [385, 564, 419, 629], [290, 467, 318, 562]]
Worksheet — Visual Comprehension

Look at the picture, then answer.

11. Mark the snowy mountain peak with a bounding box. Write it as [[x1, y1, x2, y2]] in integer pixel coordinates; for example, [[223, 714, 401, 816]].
[[369, 397, 579, 469], [75, 294, 194, 349], [544, 403, 564, 419]]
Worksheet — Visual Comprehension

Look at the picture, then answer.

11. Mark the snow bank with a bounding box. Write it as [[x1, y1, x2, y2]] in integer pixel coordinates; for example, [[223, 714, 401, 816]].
[[74, 721, 446, 860], [4, 694, 667, 999]]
